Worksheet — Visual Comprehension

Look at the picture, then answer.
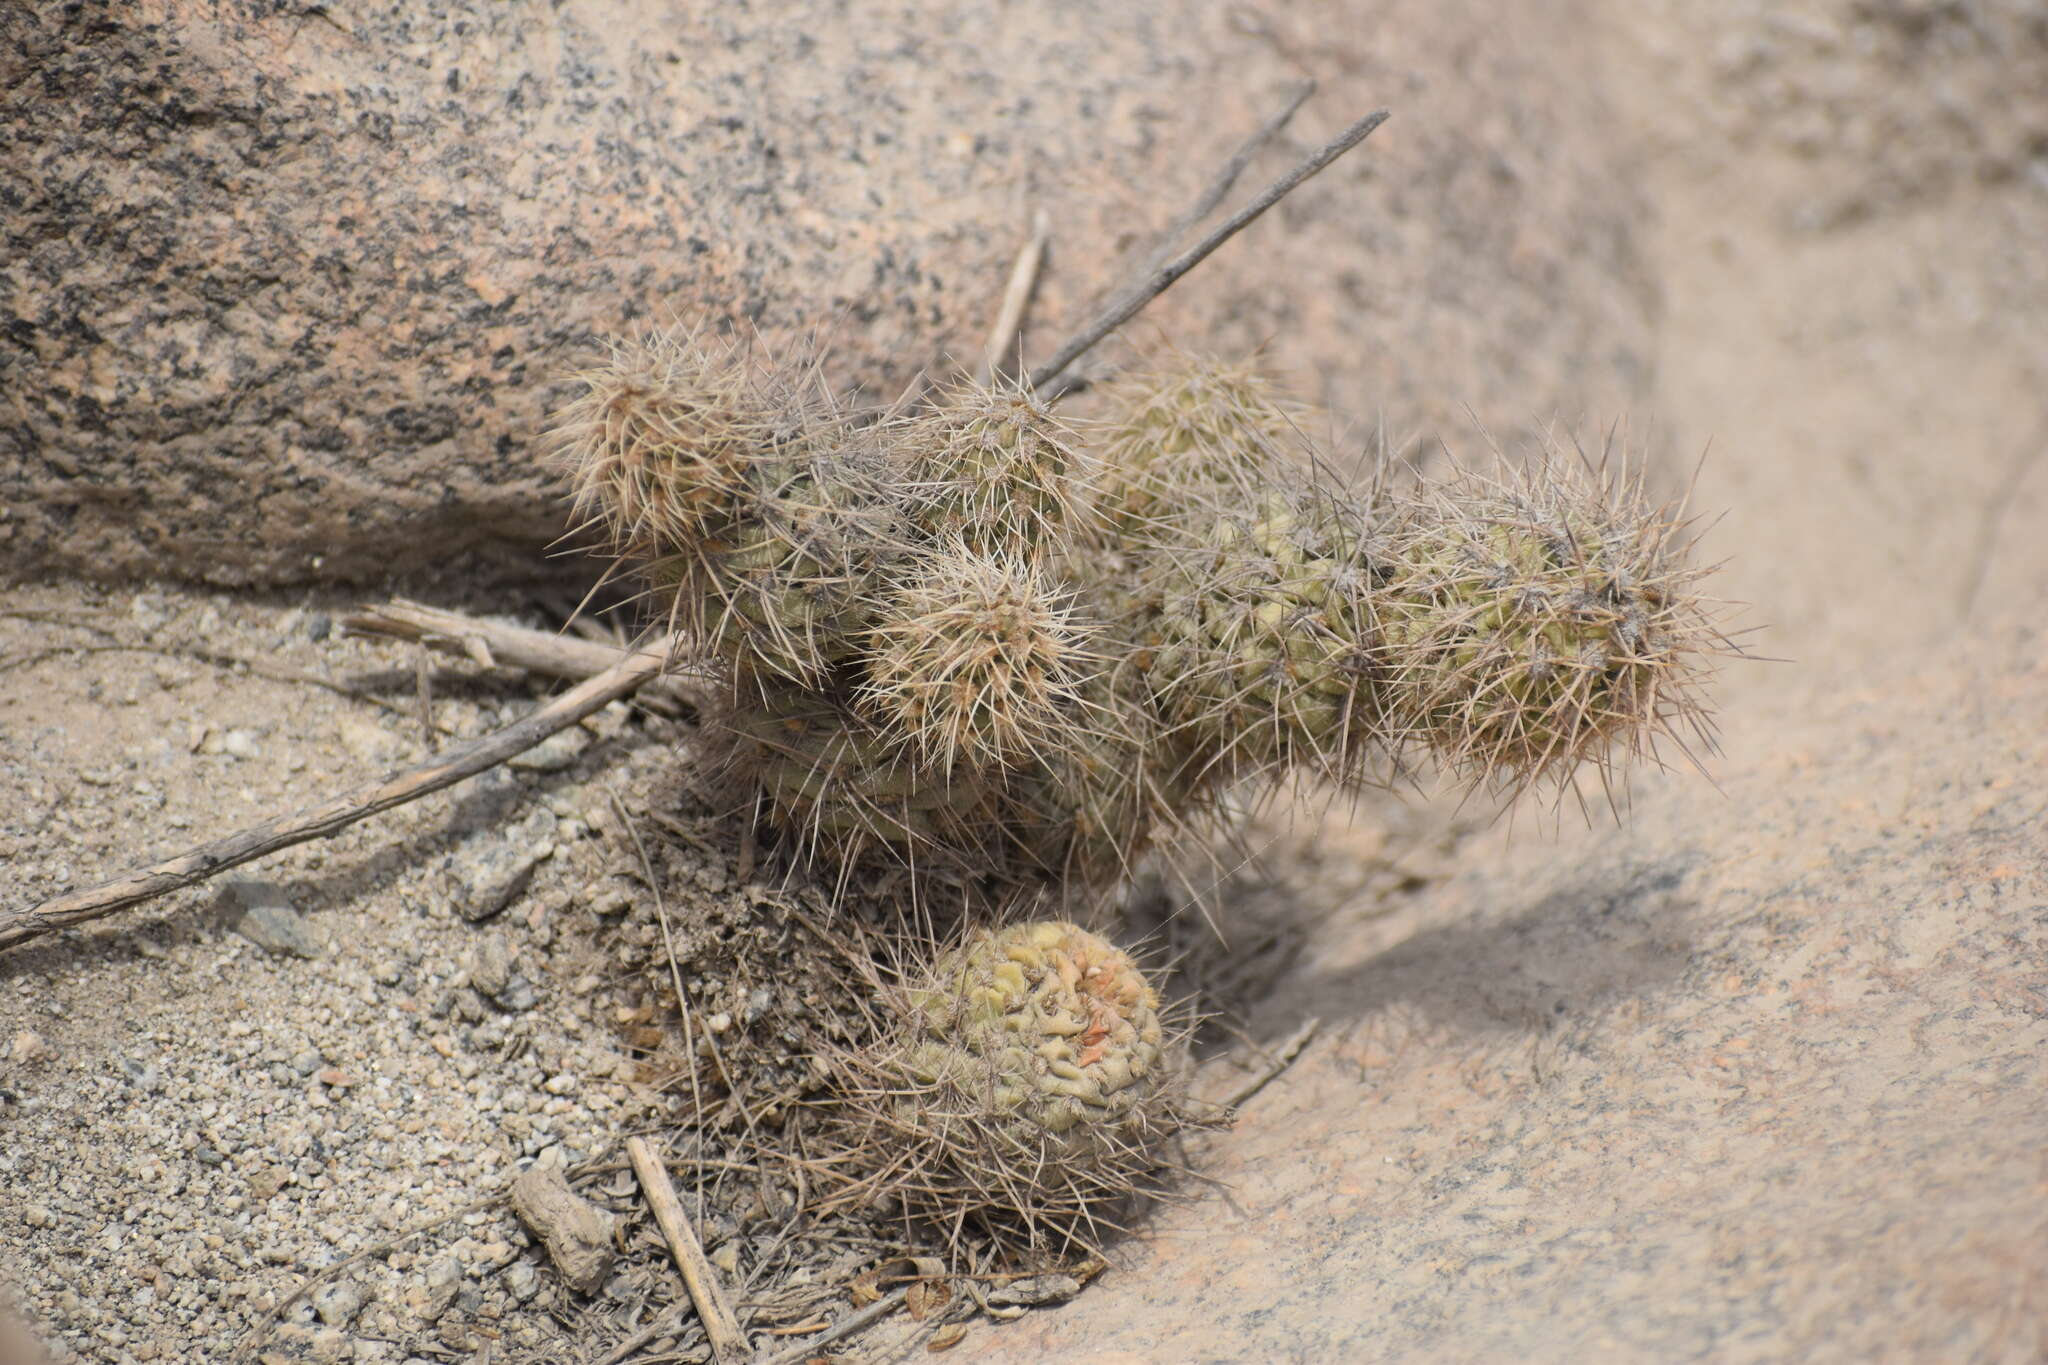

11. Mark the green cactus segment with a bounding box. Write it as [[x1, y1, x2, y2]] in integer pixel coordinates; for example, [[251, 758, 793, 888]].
[[1129, 485, 1387, 786], [900, 379, 1089, 554], [896, 921, 1171, 1150], [1086, 356, 1304, 535], [860, 547, 1090, 774], [1372, 463, 1715, 790], [650, 440, 910, 685]]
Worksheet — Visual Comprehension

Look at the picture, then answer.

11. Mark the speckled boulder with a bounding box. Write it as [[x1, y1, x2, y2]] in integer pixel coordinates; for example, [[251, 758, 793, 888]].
[[0, 0, 1650, 587]]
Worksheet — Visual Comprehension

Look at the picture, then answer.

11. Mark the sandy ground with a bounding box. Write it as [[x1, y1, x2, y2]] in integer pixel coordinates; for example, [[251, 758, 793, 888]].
[[6, 1, 2048, 1362]]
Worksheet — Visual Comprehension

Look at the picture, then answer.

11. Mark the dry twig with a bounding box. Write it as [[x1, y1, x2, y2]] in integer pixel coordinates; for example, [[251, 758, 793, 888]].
[[755, 1287, 910, 1365], [976, 208, 1051, 384], [627, 1135, 750, 1363], [1213, 1016, 1323, 1113], [0, 633, 682, 954], [1027, 107, 1388, 390], [344, 598, 715, 716], [1134, 78, 1317, 282]]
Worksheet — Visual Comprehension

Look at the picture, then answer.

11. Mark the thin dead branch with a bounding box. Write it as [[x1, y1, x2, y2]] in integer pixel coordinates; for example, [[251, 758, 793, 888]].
[[344, 598, 715, 716], [0, 633, 682, 954], [754, 1287, 910, 1365], [976, 208, 1051, 385], [1134, 78, 1317, 283], [627, 1135, 750, 1363], [1212, 1016, 1322, 1113], [1027, 107, 1388, 390]]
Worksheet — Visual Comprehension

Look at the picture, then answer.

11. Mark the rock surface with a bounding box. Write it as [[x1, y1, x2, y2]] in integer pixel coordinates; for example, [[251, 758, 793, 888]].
[[1, 0, 1647, 587]]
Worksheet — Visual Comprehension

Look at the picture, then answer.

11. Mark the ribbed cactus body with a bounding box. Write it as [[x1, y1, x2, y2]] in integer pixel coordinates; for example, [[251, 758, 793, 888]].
[[898, 920, 1171, 1150], [1370, 467, 1709, 789], [1087, 357, 1303, 535], [1127, 486, 1387, 785], [654, 441, 908, 685], [822, 920, 1190, 1261], [901, 380, 1087, 554], [553, 328, 795, 556], [860, 548, 1087, 775]]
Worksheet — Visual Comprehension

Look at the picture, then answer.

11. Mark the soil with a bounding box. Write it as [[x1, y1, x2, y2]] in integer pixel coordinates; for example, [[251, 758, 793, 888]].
[[6, 1, 2048, 1362]]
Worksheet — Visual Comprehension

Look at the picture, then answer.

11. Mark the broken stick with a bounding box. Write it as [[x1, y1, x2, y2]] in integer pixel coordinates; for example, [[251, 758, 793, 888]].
[[0, 633, 682, 954], [343, 598, 715, 715], [626, 1135, 749, 1364], [1027, 107, 1389, 390], [975, 207, 1051, 385], [755, 1287, 910, 1365]]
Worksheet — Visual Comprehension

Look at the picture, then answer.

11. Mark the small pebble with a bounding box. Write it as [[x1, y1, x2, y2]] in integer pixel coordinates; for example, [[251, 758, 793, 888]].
[[504, 1260, 540, 1303], [311, 1278, 364, 1327], [222, 729, 262, 761], [119, 1057, 163, 1093], [468, 935, 514, 1000], [218, 881, 324, 959], [449, 838, 547, 923], [507, 730, 588, 772], [422, 1256, 463, 1320]]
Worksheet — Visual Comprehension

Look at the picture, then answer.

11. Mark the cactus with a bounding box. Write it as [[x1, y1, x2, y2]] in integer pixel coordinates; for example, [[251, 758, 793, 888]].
[[899, 377, 1089, 554], [1084, 354, 1305, 535], [553, 328, 912, 685], [859, 545, 1091, 775], [825, 919, 1191, 1260], [556, 333, 1730, 1271], [556, 330, 1726, 894], [551, 327, 791, 557], [1369, 459, 1718, 792]]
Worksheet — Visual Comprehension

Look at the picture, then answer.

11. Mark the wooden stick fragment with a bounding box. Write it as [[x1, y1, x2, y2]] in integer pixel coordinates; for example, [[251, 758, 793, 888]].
[[976, 207, 1050, 385], [755, 1288, 910, 1365], [1214, 1016, 1323, 1113], [626, 1136, 749, 1363], [0, 634, 681, 954], [1027, 107, 1389, 391], [1134, 79, 1317, 283], [343, 598, 714, 715]]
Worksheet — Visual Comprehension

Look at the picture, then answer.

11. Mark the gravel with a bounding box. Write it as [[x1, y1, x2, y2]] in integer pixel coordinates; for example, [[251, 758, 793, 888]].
[[0, 586, 674, 1364]]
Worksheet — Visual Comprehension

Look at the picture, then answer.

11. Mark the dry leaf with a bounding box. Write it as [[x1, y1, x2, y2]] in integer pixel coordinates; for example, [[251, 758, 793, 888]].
[[849, 1268, 885, 1307], [927, 1324, 968, 1352], [906, 1277, 953, 1321]]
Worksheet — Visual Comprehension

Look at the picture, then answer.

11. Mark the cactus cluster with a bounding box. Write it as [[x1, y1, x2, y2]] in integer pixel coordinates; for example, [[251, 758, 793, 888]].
[[554, 326, 1726, 1267], [556, 329, 1721, 892], [821, 919, 1192, 1261]]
